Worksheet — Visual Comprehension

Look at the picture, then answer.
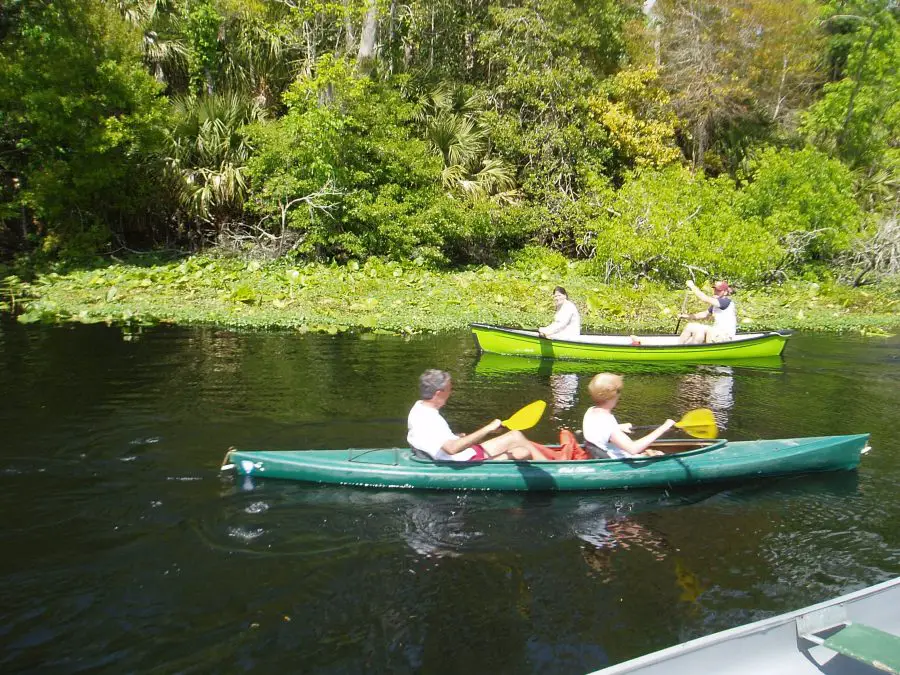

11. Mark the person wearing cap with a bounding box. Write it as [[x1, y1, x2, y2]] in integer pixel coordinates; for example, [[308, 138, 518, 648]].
[[538, 286, 581, 339], [677, 280, 737, 345]]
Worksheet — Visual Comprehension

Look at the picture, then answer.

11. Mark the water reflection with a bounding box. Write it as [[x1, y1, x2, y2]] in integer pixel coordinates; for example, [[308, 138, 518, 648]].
[[676, 366, 735, 428], [474, 352, 697, 378], [474, 352, 785, 379], [549, 373, 579, 417], [3, 317, 897, 675], [578, 514, 669, 583]]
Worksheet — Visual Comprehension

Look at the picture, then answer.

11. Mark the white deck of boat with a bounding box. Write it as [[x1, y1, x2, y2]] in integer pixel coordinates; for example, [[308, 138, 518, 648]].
[[590, 577, 900, 674], [497, 328, 771, 346]]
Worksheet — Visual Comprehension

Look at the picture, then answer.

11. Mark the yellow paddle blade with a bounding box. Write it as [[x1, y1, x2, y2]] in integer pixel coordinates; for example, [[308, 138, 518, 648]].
[[502, 400, 547, 431], [675, 408, 718, 439]]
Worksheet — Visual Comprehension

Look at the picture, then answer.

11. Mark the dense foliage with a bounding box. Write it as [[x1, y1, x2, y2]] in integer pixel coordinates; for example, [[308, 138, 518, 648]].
[[1, 0, 898, 287]]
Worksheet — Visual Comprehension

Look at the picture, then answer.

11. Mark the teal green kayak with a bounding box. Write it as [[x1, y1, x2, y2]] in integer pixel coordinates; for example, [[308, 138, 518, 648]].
[[471, 323, 790, 362], [222, 435, 869, 491]]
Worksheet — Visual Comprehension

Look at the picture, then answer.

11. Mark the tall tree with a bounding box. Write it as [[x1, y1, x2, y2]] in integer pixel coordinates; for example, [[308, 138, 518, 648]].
[[654, 0, 823, 172], [0, 0, 167, 256]]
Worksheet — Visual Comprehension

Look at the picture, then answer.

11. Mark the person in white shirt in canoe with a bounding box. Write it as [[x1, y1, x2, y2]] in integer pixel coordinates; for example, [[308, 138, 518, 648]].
[[677, 279, 737, 345], [538, 286, 581, 340], [406, 369, 546, 462]]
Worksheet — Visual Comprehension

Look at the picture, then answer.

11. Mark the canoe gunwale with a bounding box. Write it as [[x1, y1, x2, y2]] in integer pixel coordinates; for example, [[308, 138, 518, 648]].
[[590, 576, 900, 674], [470, 322, 791, 350]]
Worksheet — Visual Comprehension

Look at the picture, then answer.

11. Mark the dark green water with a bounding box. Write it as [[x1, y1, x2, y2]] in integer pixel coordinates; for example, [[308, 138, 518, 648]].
[[1, 316, 899, 674]]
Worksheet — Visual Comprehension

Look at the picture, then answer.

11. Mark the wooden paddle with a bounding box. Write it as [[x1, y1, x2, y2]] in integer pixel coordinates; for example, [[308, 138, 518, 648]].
[[633, 408, 718, 439], [501, 400, 547, 430], [674, 288, 690, 335]]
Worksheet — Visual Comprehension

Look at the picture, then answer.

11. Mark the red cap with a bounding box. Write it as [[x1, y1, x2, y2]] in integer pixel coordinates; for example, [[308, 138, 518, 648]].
[[714, 280, 732, 294]]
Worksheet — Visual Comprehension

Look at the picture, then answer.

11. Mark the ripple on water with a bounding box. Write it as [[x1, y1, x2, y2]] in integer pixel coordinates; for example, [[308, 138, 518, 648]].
[[227, 526, 266, 542], [244, 501, 270, 514]]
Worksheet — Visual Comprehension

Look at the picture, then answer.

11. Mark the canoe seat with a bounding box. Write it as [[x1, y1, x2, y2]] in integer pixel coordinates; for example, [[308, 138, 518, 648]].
[[803, 622, 900, 674]]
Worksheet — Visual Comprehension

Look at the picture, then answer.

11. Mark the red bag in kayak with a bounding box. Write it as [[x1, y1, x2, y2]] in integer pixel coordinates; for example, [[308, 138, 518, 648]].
[[530, 429, 590, 461]]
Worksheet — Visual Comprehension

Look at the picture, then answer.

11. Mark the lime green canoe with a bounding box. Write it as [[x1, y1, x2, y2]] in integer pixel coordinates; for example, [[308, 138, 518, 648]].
[[222, 435, 868, 492], [471, 323, 790, 362]]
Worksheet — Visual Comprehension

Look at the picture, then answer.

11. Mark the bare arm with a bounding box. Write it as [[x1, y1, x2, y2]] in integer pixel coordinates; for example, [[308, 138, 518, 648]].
[[608, 419, 676, 456], [441, 419, 502, 455], [687, 280, 718, 307]]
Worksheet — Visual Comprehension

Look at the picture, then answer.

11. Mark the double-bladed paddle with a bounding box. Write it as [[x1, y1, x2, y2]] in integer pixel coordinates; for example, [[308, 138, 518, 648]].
[[633, 408, 718, 439], [501, 400, 547, 430]]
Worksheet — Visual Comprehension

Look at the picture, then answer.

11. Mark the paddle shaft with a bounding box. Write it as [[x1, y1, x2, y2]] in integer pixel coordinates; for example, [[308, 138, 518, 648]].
[[674, 288, 690, 334], [631, 423, 673, 431], [630, 409, 715, 431]]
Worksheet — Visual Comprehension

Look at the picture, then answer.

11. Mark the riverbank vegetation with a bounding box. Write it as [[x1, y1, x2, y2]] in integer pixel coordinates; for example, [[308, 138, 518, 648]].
[[1, 0, 898, 329], [4, 254, 897, 334]]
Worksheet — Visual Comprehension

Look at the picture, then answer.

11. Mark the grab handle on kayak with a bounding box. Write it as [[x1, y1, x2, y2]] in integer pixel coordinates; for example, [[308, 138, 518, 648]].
[[220, 447, 236, 470]]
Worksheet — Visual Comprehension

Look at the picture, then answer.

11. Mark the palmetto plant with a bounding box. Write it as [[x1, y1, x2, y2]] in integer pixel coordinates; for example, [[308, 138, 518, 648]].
[[414, 84, 519, 203], [166, 92, 264, 226], [111, 0, 188, 86], [218, 13, 304, 109]]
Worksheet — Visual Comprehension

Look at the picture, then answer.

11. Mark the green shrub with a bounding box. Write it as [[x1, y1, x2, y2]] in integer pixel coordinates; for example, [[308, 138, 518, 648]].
[[507, 245, 570, 273], [737, 146, 865, 269], [576, 166, 783, 284]]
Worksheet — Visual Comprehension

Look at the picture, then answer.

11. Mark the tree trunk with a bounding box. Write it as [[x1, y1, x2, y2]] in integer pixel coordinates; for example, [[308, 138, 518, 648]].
[[343, 0, 355, 54], [388, 0, 396, 74], [357, 0, 378, 71]]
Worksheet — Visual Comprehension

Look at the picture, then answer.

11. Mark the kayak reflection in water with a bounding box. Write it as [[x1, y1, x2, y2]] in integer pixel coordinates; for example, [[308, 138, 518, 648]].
[[407, 369, 545, 462]]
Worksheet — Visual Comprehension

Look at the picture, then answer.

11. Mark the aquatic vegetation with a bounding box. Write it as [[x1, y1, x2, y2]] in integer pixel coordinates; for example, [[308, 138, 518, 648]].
[[4, 255, 898, 336]]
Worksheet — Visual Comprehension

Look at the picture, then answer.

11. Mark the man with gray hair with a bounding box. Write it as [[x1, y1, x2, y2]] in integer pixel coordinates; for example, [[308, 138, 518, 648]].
[[407, 369, 544, 462]]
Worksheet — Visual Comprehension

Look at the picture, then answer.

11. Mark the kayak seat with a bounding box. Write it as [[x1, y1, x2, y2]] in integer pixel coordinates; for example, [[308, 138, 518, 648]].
[[802, 622, 900, 674], [410, 447, 434, 461], [583, 441, 611, 459]]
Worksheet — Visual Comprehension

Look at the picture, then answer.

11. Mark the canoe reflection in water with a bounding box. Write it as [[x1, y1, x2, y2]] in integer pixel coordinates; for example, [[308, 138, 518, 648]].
[[676, 366, 734, 428]]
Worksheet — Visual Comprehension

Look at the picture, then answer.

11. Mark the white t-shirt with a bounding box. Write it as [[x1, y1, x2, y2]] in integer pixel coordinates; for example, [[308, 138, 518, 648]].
[[582, 407, 629, 459], [407, 401, 476, 462], [709, 297, 737, 339], [541, 300, 581, 339]]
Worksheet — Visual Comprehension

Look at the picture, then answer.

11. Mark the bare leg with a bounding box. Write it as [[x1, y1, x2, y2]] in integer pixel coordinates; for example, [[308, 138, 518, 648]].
[[678, 323, 707, 345], [481, 431, 544, 460], [705, 327, 729, 343]]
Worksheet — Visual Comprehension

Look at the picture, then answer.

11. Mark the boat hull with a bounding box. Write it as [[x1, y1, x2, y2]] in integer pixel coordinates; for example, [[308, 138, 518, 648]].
[[223, 435, 868, 492], [471, 323, 789, 361], [590, 576, 900, 674]]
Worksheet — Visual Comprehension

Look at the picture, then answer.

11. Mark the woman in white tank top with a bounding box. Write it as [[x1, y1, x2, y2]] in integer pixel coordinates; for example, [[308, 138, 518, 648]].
[[582, 373, 675, 459]]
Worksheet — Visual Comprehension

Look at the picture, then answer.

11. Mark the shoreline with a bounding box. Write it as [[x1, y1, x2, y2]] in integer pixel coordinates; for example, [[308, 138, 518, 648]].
[[4, 255, 898, 335]]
